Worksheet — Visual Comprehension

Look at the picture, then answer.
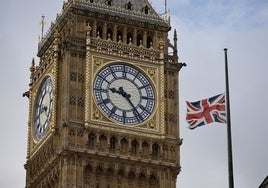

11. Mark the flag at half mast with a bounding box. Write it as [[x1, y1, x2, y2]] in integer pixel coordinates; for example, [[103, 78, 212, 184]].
[[186, 93, 226, 129]]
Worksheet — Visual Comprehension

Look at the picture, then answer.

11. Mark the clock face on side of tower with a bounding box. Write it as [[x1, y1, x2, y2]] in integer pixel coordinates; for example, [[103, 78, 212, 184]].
[[33, 76, 53, 141], [93, 63, 155, 125]]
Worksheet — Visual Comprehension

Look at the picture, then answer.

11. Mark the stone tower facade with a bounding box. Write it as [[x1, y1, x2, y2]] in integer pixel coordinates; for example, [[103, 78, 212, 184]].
[[24, 0, 184, 187]]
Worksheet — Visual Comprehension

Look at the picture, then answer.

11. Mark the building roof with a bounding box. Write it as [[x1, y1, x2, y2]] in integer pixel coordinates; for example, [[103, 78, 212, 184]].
[[259, 176, 268, 188], [38, 0, 170, 55], [97, 0, 158, 14], [73, 0, 170, 27]]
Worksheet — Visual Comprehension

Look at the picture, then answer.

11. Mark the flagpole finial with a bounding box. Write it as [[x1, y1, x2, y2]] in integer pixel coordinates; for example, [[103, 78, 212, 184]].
[[224, 48, 228, 51]]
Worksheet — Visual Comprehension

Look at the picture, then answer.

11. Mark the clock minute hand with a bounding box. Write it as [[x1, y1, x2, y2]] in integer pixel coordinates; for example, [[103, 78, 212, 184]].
[[109, 87, 142, 122], [119, 87, 131, 99], [118, 87, 135, 110], [124, 92, 143, 122]]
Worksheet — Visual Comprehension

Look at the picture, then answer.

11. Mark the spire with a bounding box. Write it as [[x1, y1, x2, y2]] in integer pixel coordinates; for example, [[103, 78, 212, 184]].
[[165, 0, 167, 15], [173, 29, 178, 62], [23, 58, 35, 98], [29, 58, 36, 86], [160, 0, 170, 24], [40, 15, 46, 39]]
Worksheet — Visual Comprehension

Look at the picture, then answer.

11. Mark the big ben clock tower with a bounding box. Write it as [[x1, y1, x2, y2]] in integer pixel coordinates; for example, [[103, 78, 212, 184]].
[[24, 0, 185, 187]]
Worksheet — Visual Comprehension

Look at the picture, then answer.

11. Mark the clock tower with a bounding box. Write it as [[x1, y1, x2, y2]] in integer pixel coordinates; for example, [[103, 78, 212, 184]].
[[24, 0, 184, 187]]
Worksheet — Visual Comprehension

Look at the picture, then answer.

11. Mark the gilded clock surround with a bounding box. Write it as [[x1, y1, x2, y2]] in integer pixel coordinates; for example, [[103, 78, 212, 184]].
[[30, 72, 56, 142], [33, 76, 53, 141], [88, 57, 163, 131], [25, 1, 184, 188], [92, 62, 156, 125]]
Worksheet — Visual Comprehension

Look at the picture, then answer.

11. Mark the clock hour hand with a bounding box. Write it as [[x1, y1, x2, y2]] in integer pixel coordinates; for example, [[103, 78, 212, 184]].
[[40, 105, 48, 114], [109, 87, 120, 94], [109, 87, 131, 98]]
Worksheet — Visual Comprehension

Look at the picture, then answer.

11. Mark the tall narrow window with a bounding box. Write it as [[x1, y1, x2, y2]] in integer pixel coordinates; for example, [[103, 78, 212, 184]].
[[147, 36, 153, 48], [152, 143, 159, 159], [131, 140, 138, 154], [121, 138, 128, 153], [127, 31, 133, 44], [97, 25, 103, 39], [88, 134, 95, 148], [137, 31, 143, 46], [142, 142, 149, 157], [110, 137, 116, 150], [107, 25, 113, 40], [99, 135, 107, 150], [117, 28, 123, 42]]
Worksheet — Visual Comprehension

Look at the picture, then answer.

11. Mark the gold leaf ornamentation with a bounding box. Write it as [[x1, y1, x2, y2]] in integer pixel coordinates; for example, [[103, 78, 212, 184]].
[[93, 109, 102, 120]]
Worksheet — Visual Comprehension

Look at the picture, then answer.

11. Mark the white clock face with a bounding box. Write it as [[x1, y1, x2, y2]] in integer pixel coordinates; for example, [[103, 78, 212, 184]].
[[93, 63, 155, 125], [33, 77, 53, 141]]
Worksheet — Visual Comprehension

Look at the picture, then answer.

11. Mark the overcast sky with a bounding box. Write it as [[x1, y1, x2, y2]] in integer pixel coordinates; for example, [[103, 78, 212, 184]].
[[0, 0, 267, 187]]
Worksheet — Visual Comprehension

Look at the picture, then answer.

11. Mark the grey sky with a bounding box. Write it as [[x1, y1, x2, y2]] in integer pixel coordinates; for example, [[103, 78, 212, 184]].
[[0, 0, 267, 187]]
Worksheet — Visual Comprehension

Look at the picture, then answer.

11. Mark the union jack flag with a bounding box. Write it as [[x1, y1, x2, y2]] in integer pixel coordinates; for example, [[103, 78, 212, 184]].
[[186, 93, 226, 129]]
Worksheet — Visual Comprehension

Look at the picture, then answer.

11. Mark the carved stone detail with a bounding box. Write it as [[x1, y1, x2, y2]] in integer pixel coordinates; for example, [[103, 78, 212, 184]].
[[159, 64, 165, 134], [93, 108, 103, 120], [147, 119, 156, 129]]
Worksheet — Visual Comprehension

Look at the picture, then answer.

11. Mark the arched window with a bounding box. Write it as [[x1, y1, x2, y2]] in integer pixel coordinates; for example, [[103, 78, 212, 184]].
[[88, 134, 95, 148], [149, 173, 157, 185], [97, 24, 103, 39], [142, 141, 149, 157], [147, 36, 153, 48], [86, 20, 94, 37], [89, 0, 94, 3], [137, 31, 143, 46], [83, 164, 92, 186], [99, 134, 107, 150], [106, 0, 112, 6], [121, 138, 128, 153], [143, 5, 150, 14], [146, 31, 154, 48], [107, 24, 113, 40], [127, 30, 133, 44], [131, 140, 138, 154], [117, 27, 123, 42], [125, 2, 132, 10], [152, 143, 160, 159], [110, 137, 117, 150]]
